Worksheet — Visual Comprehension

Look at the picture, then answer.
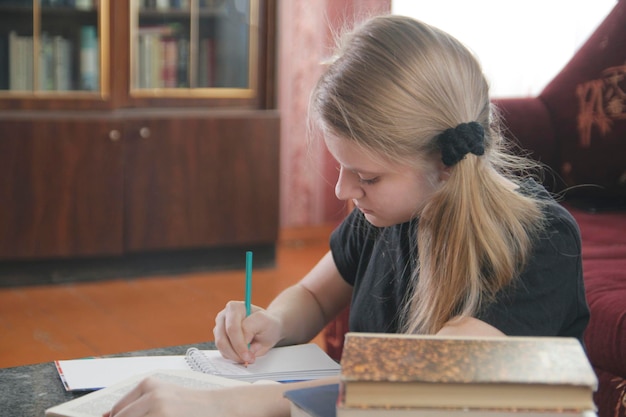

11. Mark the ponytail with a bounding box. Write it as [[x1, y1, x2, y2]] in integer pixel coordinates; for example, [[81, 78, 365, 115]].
[[402, 148, 544, 334]]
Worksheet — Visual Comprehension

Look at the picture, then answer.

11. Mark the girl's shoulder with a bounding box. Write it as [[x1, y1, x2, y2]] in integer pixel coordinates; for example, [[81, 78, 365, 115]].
[[519, 179, 579, 229]]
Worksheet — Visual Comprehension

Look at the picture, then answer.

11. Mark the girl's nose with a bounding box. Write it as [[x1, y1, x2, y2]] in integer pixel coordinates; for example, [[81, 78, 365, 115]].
[[335, 167, 364, 201]]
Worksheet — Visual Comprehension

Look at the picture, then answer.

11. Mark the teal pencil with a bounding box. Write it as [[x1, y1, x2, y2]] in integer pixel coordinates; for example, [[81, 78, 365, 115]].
[[245, 251, 253, 317], [244, 251, 253, 366]]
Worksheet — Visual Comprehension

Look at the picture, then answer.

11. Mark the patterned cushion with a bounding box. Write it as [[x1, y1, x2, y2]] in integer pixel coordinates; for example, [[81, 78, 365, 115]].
[[539, 1, 626, 206]]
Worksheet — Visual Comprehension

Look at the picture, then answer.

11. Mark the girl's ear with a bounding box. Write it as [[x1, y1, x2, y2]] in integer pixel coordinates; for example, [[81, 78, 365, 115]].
[[438, 161, 452, 183]]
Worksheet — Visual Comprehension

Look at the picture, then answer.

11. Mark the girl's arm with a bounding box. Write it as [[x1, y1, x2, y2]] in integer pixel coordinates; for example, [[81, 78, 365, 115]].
[[214, 251, 353, 364], [437, 316, 505, 337], [270, 251, 353, 346], [107, 252, 351, 417]]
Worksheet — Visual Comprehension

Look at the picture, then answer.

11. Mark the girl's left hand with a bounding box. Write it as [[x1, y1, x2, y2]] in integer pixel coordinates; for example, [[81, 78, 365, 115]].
[[103, 377, 237, 417], [103, 375, 292, 417]]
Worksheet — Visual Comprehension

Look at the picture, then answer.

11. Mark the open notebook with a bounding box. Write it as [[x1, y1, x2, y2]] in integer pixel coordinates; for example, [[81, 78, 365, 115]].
[[55, 343, 340, 391]]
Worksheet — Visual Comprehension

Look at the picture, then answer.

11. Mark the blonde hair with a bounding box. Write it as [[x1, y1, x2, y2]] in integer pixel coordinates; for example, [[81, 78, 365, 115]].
[[311, 15, 546, 334]]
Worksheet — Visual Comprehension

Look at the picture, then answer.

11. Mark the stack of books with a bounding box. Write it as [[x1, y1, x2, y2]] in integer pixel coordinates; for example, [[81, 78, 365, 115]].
[[285, 333, 599, 417]]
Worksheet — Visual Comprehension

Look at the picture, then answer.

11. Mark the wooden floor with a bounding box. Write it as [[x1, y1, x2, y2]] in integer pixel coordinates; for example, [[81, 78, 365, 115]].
[[0, 226, 333, 369]]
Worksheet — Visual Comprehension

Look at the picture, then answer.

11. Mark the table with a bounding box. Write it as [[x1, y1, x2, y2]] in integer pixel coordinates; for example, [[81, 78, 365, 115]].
[[0, 342, 215, 417]]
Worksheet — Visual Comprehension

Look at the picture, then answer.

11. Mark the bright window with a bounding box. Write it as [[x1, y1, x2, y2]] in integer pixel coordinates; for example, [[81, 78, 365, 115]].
[[391, 0, 617, 97]]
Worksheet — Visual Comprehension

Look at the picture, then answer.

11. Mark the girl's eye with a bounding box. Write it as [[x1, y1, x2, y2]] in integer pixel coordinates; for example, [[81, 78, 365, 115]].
[[359, 177, 379, 185]]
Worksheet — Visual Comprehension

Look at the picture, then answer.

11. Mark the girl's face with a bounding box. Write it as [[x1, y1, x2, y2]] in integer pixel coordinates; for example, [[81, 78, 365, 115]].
[[325, 133, 446, 227]]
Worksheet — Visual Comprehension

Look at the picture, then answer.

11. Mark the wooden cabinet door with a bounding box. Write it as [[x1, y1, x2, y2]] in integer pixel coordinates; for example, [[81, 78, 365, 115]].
[[123, 111, 280, 252], [0, 117, 124, 259]]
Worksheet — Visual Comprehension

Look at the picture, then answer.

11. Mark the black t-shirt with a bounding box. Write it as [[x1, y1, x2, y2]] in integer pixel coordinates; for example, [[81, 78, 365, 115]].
[[329, 185, 590, 343]]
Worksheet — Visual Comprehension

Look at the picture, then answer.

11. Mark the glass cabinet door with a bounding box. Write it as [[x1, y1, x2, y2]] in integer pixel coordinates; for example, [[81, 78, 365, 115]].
[[131, 0, 257, 98], [0, 0, 108, 95]]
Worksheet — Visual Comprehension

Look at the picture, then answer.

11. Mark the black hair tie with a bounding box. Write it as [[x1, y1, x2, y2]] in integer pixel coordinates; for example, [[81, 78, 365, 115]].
[[436, 122, 485, 167]]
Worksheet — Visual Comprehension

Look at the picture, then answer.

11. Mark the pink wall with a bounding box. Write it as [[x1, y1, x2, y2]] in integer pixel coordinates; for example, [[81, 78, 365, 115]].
[[277, 0, 391, 228]]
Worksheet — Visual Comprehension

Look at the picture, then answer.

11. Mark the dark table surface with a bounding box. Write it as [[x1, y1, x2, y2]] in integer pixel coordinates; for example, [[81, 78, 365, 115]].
[[0, 342, 215, 417]]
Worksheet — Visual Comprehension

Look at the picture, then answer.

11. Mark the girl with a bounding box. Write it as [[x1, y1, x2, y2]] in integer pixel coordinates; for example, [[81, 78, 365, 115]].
[[107, 14, 589, 417]]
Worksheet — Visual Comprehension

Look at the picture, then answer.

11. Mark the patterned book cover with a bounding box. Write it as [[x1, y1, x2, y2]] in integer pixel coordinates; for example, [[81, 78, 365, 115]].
[[339, 333, 598, 410]]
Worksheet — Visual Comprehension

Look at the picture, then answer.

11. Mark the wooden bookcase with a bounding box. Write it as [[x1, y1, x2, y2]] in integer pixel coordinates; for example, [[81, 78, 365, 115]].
[[0, 0, 279, 275]]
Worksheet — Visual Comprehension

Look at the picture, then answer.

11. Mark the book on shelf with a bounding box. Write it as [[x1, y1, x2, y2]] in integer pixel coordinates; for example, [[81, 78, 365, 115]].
[[161, 36, 177, 88], [338, 333, 598, 413], [9, 31, 34, 91], [45, 369, 250, 417], [39, 32, 54, 91], [74, 0, 94, 9], [142, 0, 190, 10], [53, 35, 73, 91], [7, 31, 73, 92], [176, 36, 189, 87], [198, 37, 216, 87], [172, 0, 190, 9], [40, 0, 93, 7], [55, 343, 340, 391], [136, 25, 182, 89], [40, 32, 72, 91], [79, 25, 98, 91]]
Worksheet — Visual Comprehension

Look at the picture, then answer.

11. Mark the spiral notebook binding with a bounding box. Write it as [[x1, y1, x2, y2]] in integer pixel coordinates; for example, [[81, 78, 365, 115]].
[[185, 347, 221, 375]]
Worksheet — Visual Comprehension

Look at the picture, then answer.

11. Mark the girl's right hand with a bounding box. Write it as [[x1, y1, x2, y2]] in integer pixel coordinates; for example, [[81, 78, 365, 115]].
[[213, 301, 283, 364]]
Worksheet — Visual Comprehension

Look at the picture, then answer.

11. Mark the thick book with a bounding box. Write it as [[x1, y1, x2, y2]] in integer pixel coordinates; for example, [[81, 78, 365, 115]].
[[336, 407, 597, 417], [339, 333, 597, 411], [282, 384, 597, 417], [45, 369, 249, 417], [55, 343, 340, 391]]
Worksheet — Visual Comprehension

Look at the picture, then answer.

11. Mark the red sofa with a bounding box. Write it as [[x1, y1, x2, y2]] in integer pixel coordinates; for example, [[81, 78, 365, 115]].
[[493, 3, 626, 415], [324, 2, 626, 416]]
